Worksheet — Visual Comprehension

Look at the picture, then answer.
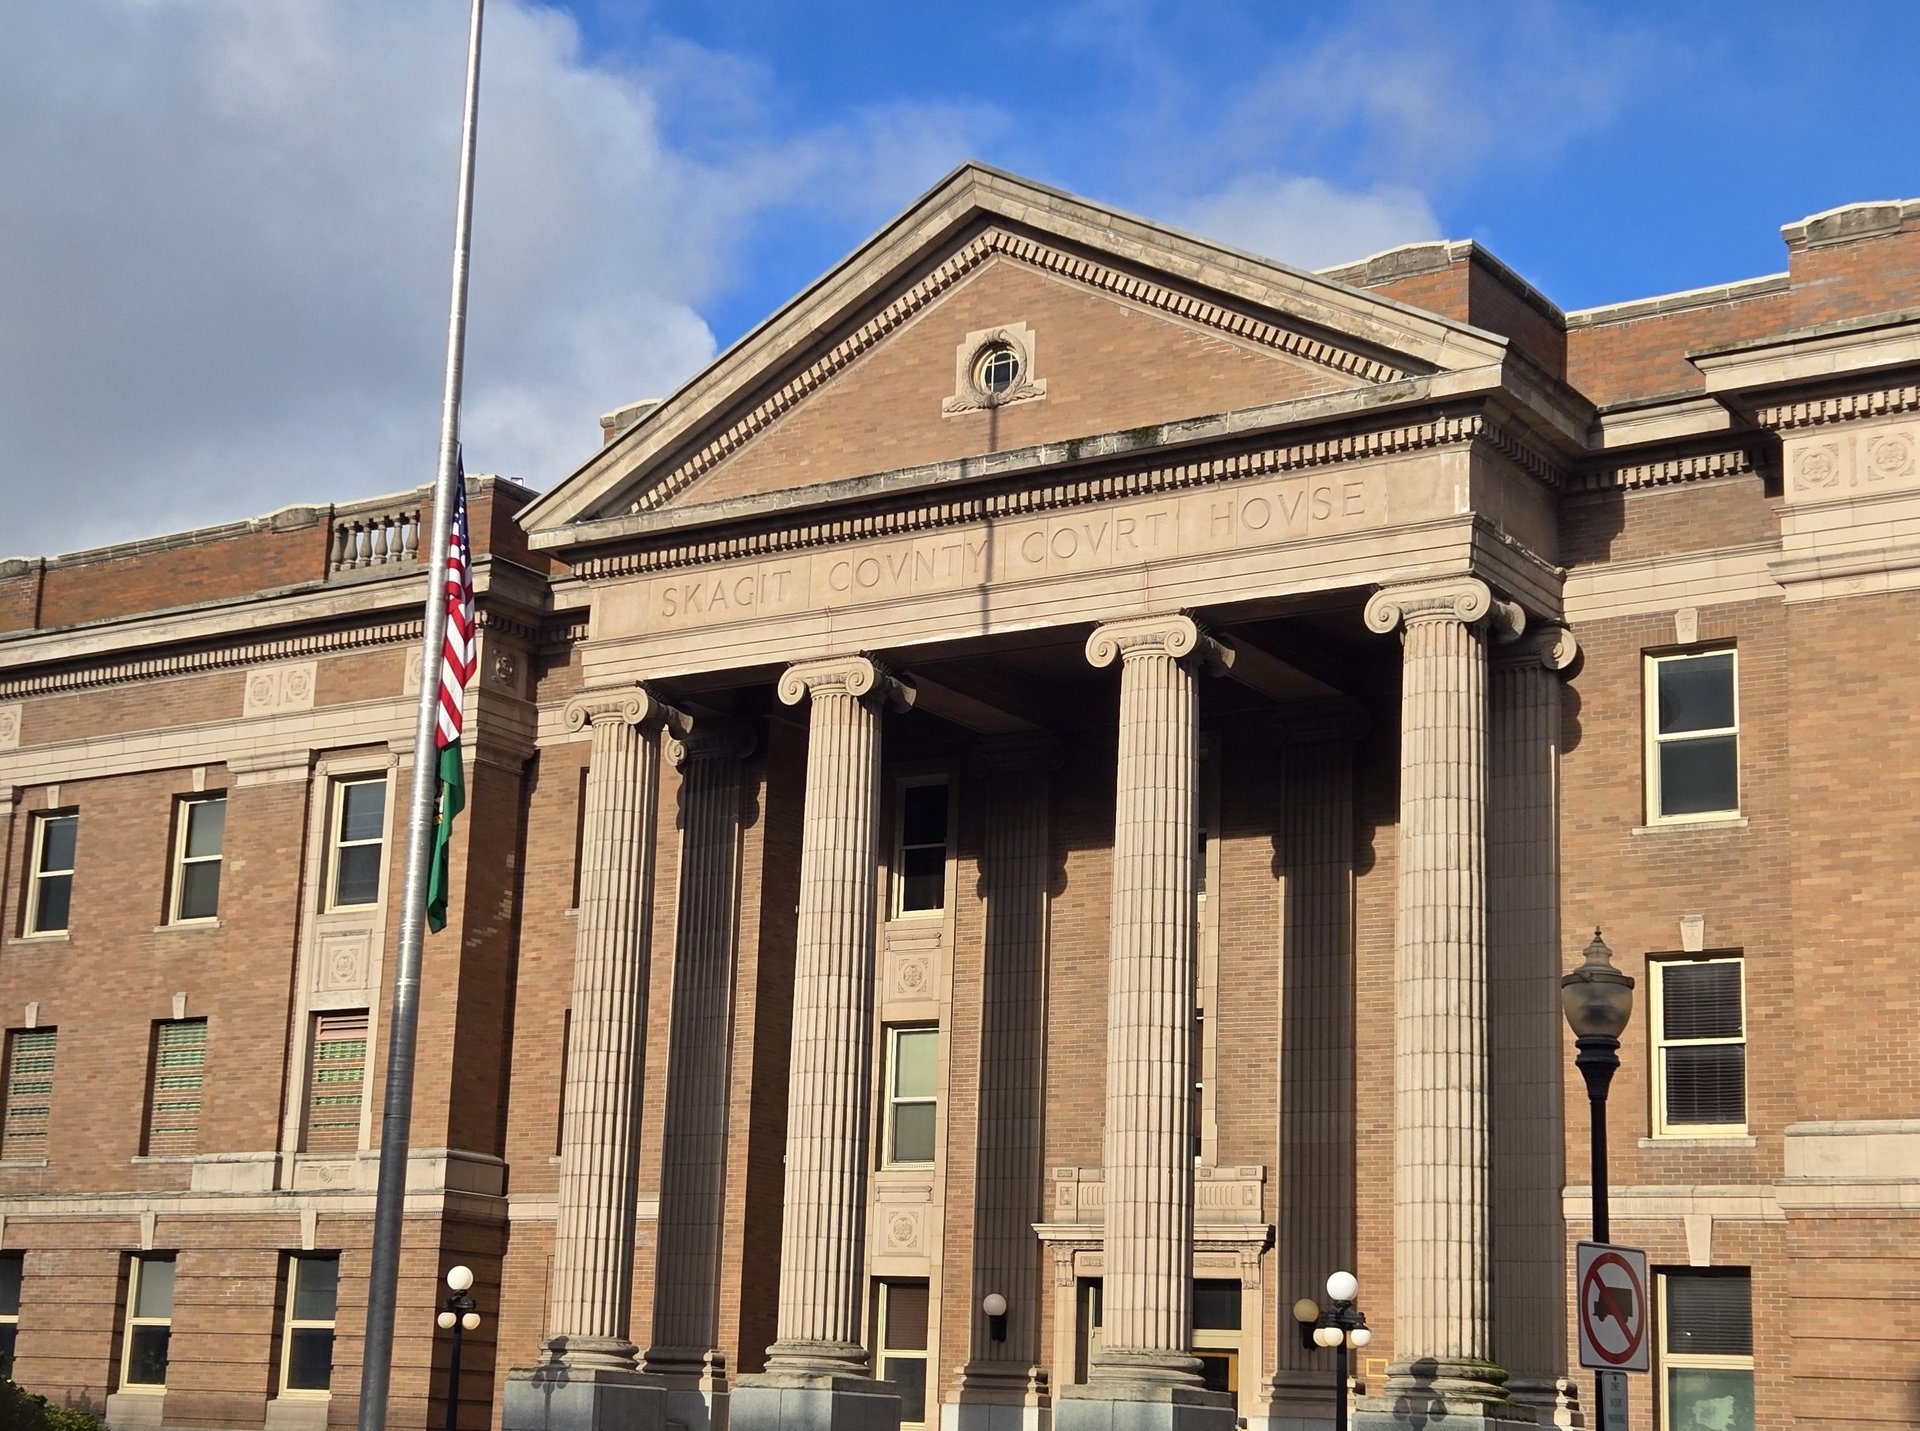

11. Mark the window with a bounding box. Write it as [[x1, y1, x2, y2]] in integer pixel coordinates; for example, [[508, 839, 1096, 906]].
[[280, 1254, 339, 1394], [972, 342, 1021, 397], [143, 1020, 207, 1156], [1652, 958, 1746, 1136], [25, 812, 77, 935], [328, 778, 387, 908], [1646, 650, 1739, 821], [892, 780, 949, 916], [1660, 1270, 1753, 1431], [303, 1012, 369, 1153], [875, 1280, 929, 1426], [884, 1027, 937, 1165], [169, 796, 226, 922], [1076, 1278, 1103, 1383], [1193, 1279, 1242, 1397], [121, 1254, 176, 1389], [0, 1252, 20, 1379], [2, 1029, 57, 1161]]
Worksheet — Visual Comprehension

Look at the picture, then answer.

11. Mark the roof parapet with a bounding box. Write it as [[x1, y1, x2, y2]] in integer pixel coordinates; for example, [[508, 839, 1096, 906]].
[[1783, 198, 1920, 250]]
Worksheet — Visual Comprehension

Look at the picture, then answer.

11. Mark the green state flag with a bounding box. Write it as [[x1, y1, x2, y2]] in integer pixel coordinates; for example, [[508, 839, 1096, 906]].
[[426, 739, 465, 933]]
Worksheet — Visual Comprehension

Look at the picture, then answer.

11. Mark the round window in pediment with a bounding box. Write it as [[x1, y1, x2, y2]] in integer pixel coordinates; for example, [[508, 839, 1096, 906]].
[[972, 342, 1022, 398]]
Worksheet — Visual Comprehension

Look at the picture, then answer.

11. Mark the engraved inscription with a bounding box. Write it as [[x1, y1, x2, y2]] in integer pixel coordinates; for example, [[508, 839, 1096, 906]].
[[602, 463, 1395, 637]]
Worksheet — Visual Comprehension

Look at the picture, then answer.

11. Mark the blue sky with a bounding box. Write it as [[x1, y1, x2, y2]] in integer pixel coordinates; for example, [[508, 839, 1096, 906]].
[[3, 1, 1915, 554]]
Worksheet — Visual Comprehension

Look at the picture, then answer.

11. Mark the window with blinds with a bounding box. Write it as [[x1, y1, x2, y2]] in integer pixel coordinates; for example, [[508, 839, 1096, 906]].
[[303, 1012, 368, 1153], [144, 1019, 207, 1156], [1660, 1270, 1754, 1431], [1652, 957, 1746, 1136], [874, 1280, 930, 1426], [2, 1030, 57, 1161]]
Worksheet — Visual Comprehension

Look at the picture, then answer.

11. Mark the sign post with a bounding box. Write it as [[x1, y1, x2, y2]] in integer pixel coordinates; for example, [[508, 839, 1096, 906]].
[[1577, 1240, 1650, 1428]]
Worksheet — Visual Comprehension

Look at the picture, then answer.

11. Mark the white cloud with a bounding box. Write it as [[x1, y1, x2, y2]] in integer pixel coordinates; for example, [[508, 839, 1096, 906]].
[[1174, 174, 1441, 272]]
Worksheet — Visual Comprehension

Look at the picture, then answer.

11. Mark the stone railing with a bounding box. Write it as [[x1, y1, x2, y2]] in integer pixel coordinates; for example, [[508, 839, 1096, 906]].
[[327, 491, 426, 574]]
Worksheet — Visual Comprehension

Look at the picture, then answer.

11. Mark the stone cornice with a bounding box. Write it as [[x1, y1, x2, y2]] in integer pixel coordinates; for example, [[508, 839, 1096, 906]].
[[0, 618, 424, 701], [1753, 381, 1920, 432], [571, 409, 1496, 582], [1571, 443, 1764, 494]]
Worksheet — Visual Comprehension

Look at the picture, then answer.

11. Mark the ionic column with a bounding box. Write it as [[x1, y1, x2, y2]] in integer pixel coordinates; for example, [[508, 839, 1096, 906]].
[[545, 685, 676, 1373], [1267, 717, 1357, 1411], [1081, 614, 1225, 1390], [643, 722, 754, 1397], [1489, 626, 1581, 1426], [761, 655, 909, 1377], [956, 734, 1060, 1400], [1359, 577, 1521, 1418]]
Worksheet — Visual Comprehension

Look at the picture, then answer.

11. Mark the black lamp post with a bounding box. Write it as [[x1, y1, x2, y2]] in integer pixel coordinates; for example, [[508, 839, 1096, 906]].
[[1292, 1271, 1370, 1431], [436, 1265, 481, 1431], [1561, 930, 1634, 1416]]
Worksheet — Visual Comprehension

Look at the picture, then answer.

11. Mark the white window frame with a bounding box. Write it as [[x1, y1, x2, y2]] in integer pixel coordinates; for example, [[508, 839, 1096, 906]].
[[1644, 649, 1740, 824], [874, 1279, 930, 1429], [883, 1026, 938, 1167], [24, 811, 77, 936], [326, 777, 388, 911], [1651, 956, 1748, 1138], [1658, 1270, 1754, 1431], [889, 776, 951, 919], [0, 1250, 21, 1380], [1192, 1277, 1242, 1397], [168, 795, 226, 924], [120, 1253, 175, 1391], [278, 1253, 339, 1397]]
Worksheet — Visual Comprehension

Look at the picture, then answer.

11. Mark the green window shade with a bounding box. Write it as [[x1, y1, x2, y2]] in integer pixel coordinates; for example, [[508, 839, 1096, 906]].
[[146, 1020, 207, 1155], [304, 1013, 368, 1153], [889, 1029, 938, 1164], [3, 1030, 57, 1161]]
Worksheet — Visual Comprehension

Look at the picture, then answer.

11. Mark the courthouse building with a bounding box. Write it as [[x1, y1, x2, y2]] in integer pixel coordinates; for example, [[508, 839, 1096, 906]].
[[1, 167, 1918, 1431]]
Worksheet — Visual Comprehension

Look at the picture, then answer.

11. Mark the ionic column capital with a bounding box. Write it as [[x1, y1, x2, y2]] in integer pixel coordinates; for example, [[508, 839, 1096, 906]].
[[1494, 623, 1579, 674], [666, 719, 756, 768], [1084, 612, 1228, 671], [562, 683, 682, 734], [1364, 577, 1524, 640], [777, 654, 914, 710]]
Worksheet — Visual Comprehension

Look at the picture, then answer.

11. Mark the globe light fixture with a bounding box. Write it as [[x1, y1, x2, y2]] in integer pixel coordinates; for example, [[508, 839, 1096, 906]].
[[438, 1264, 482, 1431], [1293, 1271, 1367, 1431]]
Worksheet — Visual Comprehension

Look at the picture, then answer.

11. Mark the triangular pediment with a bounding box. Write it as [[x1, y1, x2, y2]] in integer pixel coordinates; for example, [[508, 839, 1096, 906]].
[[521, 165, 1510, 547]]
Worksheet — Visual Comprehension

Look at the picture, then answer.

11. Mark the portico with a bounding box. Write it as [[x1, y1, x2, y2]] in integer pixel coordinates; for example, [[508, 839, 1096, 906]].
[[502, 164, 1582, 1431]]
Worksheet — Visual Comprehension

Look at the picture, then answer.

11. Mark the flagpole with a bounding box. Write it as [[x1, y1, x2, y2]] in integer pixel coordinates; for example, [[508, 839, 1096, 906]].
[[359, 3, 485, 1430]]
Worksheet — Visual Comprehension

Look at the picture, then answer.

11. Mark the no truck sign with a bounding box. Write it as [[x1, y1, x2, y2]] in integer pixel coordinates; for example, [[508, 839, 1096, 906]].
[[1577, 1241, 1651, 1373]]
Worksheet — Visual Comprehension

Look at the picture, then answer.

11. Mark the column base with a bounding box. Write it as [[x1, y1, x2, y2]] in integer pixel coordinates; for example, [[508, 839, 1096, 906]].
[[639, 1348, 732, 1431], [1506, 1377, 1582, 1428], [1261, 1369, 1345, 1431], [503, 1364, 668, 1431], [731, 1371, 902, 1431], [946, 1362, 1050, 1431], [1055, 1381, 1235, 1431], [1351, 1360, 1533, 1430]]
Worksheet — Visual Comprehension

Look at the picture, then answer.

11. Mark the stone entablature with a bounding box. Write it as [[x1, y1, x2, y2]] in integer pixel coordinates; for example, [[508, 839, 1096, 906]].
[[1046, 1166, 1267, 1227]]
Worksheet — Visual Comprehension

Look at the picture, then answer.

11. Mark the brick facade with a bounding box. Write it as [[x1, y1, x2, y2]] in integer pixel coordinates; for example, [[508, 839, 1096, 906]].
[[3, 169, 1917, 1431]]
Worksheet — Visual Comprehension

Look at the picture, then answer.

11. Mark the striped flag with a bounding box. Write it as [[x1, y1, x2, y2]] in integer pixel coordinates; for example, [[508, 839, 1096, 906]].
[[426, 461, 475, 933]]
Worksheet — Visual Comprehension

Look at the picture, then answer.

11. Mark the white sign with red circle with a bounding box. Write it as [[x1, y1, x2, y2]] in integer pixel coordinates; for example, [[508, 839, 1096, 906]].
[[1576, 1241, 1650, 1373]]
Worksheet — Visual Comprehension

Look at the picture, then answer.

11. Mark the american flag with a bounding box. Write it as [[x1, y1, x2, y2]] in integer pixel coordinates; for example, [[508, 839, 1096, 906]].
[[436, 465, 476, 749]]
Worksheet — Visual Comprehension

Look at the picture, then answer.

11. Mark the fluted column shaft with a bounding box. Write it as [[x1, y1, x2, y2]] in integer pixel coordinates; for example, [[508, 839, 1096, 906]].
[[1489, 627, 1578, 1418], [765, 655, 902, 1376], [1084, 614, 1222, 1384], [548, 686, 672, 1372], [645, 725, 753, 1380], [959, 735, 1059, 1385], [1273, 729, 1356, 1382], [1362, 578, 1517, 1405]]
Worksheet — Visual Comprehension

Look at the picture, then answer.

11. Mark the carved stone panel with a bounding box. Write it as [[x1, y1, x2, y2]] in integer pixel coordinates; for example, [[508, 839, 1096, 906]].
[[314, 931, 371, 995], [1783, 418, 1920, 502], [243, 662, 317, 718], [0, 704, 18, 752]]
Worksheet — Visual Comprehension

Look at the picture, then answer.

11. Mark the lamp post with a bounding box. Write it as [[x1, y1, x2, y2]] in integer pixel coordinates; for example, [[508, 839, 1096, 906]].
[[1561, 930, 1634, 1417], [1292, 1270, 1371, 1431], [436, 1265, 481, 1431]]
